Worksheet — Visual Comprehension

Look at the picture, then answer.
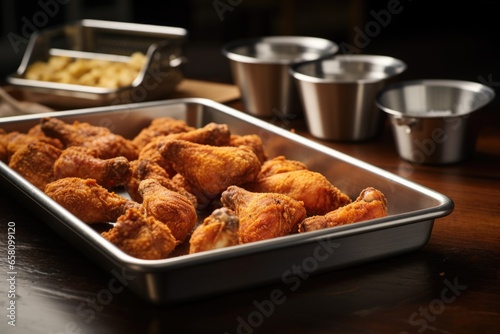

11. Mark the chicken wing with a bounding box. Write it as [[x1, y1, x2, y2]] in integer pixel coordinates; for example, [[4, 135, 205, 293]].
[[44, 177, 139, 224], [132, 117, 195, 150], [159, 139, 262, 200], [221, 185, 307, 244], [40, 117, 138, 160], [189, 207, 239, 253], [138, 178, 197, 243], [298, 187, 388, 232], [8, 141, 62, 190], [245, 170, 351, 216], [101, 208, 178, 260], [54, 146, 131, 189]]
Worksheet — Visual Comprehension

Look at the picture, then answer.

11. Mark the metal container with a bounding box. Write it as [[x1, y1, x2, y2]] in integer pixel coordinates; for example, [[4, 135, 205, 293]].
[[222, 36, 338, 118], [291, 54, 406, 141], [376, 79, 495, 164], [0, 98, 453, 304], [7, 19, 187, 109]]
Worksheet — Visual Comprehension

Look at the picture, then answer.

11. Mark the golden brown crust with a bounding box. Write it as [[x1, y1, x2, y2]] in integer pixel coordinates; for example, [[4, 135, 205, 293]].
[[139, 179, 197, 243], [221, 186, 307, 244], [101, 208, 177, 260], [9, 141, 62, 190], [40, 117, 139, 160], [246, 170, 352, 216], [189, 207, 239, 253], [44, 177, 139, 224], [298, 187, 388, 232], [53, 146, 131, 189], [257, 155, 307, 179], [159, 139, 262, 200], [132, 117, 195, 150], [230, 134, 268, 163]]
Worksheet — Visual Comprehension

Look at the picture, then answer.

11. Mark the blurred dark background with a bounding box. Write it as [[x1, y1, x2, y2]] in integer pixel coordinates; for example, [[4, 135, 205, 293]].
[[1, 0, 499, 108]]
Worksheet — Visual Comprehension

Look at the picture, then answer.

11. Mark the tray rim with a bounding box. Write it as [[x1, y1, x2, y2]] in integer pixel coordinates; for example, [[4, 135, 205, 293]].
[[0, 97, 454, 272]]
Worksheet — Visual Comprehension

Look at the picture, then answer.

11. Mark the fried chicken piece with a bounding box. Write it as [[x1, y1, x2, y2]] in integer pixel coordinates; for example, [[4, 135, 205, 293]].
[[40, 117, 138, 160], [159, 139, 262, 200], [44, 177, 140, 224], [171, 173, 212, 209], [126, 159, 197, 206], [8, 141, 62, 190], [132, 117, 195, 150], [54, 146, 131, 189], [138, 179, 197, 243], [172, 122, 231, 147], [230, 134, 268, 163], [137, 122, 232, 177], [189, 207, 239, 253], [101, 208, 178, 260], [245, 170, 351, 216], [221, 185, 307, 244], [257, 155, 308, 179], [298, 187, 388, 233], [0, 129, 9, 162], [1, 130, 63, 163], [138, 136, 178, 177]]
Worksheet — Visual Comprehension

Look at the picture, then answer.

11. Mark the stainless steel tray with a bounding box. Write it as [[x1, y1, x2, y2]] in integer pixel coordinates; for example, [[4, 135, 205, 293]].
[[0, 98, 454, 304], [6, 19, 187, 109]]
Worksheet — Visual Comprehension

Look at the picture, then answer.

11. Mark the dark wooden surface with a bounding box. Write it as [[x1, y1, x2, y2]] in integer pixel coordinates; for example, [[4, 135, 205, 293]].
[[1, 98, 499, 334]]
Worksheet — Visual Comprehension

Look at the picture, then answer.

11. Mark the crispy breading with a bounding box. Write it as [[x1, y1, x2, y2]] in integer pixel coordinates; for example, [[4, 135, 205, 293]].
[[221, 185, 306, 244], [298, 187, 388, 232], [102, 208, 178, 260]]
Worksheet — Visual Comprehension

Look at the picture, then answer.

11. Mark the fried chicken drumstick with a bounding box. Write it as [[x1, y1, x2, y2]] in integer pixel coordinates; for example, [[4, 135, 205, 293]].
[[246, 169, 352, 216], [138, 178, 197, 243], [54, 146, 131, 189], [221, 185, 307, 244], [159, 139, 261, 200], [125, 159, 196, 206], [298, 187, 388, 232], [137, 122, 232, 177], [189, 207, 239, 254]]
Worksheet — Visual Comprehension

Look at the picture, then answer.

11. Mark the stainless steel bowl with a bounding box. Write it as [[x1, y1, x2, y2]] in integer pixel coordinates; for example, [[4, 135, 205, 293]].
[[376, 79, 495, 164], [290, 54, 406, 141], [222, 36, 338, 118]]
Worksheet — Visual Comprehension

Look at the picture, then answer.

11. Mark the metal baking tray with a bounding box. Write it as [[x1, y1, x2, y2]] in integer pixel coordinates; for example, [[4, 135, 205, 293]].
[[6, 19, 187, 109], [0, 98, 454, 304]]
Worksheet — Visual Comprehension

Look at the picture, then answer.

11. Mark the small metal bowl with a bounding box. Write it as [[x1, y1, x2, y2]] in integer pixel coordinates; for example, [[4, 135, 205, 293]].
[[376, 79, 495, 164], [222, 36, 338, 118], [290, 54, 406, 141]]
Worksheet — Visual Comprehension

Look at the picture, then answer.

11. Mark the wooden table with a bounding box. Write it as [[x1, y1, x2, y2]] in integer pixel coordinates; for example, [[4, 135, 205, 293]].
[[1, 93, 499, 334]]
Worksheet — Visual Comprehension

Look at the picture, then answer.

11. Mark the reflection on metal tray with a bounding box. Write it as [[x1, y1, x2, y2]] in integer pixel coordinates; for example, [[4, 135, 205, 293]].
[[0, 98, 453, 304], [6, 19, 187, 109]]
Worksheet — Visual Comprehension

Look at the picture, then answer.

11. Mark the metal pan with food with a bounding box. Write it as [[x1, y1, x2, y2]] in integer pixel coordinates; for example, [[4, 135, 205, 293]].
[[6, 19, 187, 109], [0, 98, 453, 304]]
